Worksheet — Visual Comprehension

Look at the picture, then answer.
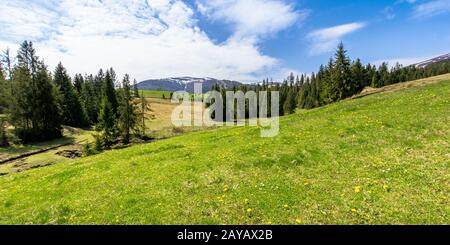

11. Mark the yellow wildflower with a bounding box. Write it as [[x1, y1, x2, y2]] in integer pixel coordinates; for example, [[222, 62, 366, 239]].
[[354, 186, 361, 193]]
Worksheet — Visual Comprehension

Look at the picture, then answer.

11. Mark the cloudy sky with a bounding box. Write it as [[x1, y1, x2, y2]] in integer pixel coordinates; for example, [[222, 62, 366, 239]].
[[1, 0, 449, 82]]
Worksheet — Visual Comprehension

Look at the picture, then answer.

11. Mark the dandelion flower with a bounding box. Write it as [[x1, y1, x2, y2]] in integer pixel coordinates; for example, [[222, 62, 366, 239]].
[[247, 208, 253, 213], [295, 218, 302, 224], [354, 186, 361, 193], [283, 204, 289, 208], [351, 208, 357, 213]]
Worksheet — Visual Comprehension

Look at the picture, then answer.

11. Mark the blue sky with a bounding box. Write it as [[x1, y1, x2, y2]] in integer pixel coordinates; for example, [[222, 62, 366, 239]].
[[1, 0, 449, 82]]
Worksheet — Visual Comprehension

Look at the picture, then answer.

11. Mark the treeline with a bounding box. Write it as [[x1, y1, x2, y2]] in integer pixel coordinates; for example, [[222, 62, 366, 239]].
[[0, 41, 147, 148], [212, 43, 450, 117]]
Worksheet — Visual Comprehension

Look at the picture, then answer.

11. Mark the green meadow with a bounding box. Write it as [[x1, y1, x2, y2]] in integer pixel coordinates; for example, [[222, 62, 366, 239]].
[[0, 78, 448, 224], [139, 90, 172, 99]]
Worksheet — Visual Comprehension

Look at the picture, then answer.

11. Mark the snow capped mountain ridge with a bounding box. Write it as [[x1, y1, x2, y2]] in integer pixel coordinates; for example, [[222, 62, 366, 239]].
[[414, 53, 450, 68], [166, 77, 216, 84], [137, 77, 242, 93]]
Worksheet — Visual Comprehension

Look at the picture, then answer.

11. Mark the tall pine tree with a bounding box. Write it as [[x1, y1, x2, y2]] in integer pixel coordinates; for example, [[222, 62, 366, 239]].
[[332, 42, 352, 100], [283, 85, 296, 114], [97, 97, 116, 148], [103, 68, 119, 117], [350, 58, 366, 94], [54, 63, 88, 127], [118, 74, 137, 143], [73, 73, 84, 94], [10, 41, 62, 142], [81, 74, 100, 124], [137, 90, 149, 137], [133, 79, 139, 98]]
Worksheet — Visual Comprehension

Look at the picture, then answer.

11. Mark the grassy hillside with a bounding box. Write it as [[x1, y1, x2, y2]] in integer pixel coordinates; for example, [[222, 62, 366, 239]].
[[0, 78, 448, 224]]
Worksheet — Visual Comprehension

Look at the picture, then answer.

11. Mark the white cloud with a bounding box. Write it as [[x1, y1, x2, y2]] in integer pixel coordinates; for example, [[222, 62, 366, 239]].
[[0, 0, 60, 41], [412, 0, 450, 18], [196, 0, 307, 43], [307, 22, 367, 56], [0, 0, 304, 82]]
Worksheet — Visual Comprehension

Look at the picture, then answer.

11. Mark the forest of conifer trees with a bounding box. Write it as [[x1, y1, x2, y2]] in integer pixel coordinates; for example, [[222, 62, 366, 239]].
[[212, 43, 450, 118], [0, 41, 143, 149]]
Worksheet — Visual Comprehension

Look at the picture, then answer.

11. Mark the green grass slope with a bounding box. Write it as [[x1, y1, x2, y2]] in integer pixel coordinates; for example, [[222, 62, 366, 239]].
[[0, 80, 449, 224]]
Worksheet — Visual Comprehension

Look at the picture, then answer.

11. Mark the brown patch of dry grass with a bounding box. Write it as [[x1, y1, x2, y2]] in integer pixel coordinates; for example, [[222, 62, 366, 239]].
[[145, 98, 211, 138], [355, 73, 450, 99]]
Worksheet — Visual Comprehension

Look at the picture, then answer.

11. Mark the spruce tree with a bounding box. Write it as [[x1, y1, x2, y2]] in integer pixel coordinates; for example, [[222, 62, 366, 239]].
[[103, 68, 119, 117], [118, 74, 137, 143], [10, 41, 62, 142], [283, 88, 296, 114], [9, 66, 31, 134], [137, 91, 149, 137], [32, 68, 62, 141], [298, 79, 311, 109], [350, 58, 366, 94], [331, 42, 352, 100], [279, 79, 289, 116], [1, 49, 13, 101], [1, 48, 14, 81], [377, 62, 390, 87], [133, 79, 139, 98], [73, 74, 84, 94], [94, 69, 104, 98], [310, 73, 320, 108], [81, 74, 100, 124], [365, 64, 376, 88], [321, 58, 334, 104], [288, 72, 295, 87], [54, 63, 88, 127], [97, 97, 116, 148]]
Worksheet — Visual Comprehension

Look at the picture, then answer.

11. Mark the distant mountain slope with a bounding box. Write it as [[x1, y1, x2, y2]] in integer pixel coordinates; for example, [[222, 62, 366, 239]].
[[414, 53, 450, 68], [137, 77, 242, 93]]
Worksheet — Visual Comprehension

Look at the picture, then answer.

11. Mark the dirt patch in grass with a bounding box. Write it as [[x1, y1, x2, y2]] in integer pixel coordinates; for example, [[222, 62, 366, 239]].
[[55, 150, 83, 159]]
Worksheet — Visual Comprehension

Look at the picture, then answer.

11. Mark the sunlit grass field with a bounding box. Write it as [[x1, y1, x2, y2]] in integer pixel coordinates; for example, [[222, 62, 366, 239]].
[[0, 78, 448, 224], [0, 127, 94, 175], [139, 90, 172, 99]]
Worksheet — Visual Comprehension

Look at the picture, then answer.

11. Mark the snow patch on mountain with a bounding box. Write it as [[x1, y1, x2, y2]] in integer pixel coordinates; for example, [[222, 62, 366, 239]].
[[137, 77, 242, 93]]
